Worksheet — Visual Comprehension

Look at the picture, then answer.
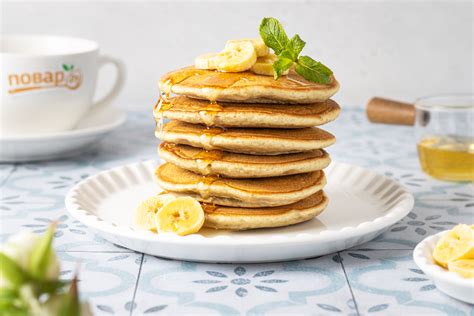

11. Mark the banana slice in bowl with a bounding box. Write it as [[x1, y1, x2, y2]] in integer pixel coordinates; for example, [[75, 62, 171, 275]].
[[414, 228, 474, 304]]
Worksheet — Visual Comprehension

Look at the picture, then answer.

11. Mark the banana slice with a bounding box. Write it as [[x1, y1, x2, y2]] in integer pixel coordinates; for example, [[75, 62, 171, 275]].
[[226, 38, 269, 57], [251, 54, 289, 76], [214, 41, 257, 73], [134, 194, 175, 231], [448, 259, 474, 278], [433, 224, 474, 268], [155, 197, 205, 236], [195, 52, 219, 70]]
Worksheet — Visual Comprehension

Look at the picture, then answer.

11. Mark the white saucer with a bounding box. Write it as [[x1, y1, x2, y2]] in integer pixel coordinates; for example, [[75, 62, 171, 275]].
[[65, 160, 414, 263], [414, 231, 474, 304], [0, 107, 126, 162]]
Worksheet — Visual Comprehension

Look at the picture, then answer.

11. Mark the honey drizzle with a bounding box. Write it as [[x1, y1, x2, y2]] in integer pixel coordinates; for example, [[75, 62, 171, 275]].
[[199, 100, 224, 126], [202, 202, 218, 213], [193, 149, 224, 175], [196, 174, 220, 199], [155, 89, 173, 132]]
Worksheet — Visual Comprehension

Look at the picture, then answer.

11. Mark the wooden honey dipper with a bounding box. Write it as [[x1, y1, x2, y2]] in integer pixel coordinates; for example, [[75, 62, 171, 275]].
[[366, 97, 416, 126]]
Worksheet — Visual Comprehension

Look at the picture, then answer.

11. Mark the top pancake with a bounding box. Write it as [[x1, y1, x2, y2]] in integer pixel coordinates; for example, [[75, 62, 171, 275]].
[[154, 96, 341, 128], [159, 66, 340, 104]]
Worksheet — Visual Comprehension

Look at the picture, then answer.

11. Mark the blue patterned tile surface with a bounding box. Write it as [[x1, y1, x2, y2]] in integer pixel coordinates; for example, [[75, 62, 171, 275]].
[[0, 109, 472, 315]]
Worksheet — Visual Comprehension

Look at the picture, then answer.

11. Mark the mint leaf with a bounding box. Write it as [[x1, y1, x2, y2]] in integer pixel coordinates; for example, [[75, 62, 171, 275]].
[[259, 17, 289, 55], [295, 56, 333, 84], [287, 35, 305, 60], [273, 53, 294, 79]]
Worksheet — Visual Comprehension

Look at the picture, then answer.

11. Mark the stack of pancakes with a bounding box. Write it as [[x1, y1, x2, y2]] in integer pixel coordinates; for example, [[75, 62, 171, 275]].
[[154, 66, 340, 230]]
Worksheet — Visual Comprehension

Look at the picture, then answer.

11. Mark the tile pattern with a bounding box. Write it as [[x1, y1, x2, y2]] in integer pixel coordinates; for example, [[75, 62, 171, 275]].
[[1, 109, 473, 315]]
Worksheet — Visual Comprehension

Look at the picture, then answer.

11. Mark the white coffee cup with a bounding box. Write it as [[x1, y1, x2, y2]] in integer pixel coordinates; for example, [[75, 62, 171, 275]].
[[0, 35, 125, 136]]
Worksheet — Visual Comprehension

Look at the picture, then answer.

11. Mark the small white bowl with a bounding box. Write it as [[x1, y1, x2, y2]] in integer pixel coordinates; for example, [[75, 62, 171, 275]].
[[413, 230, 474, 304]]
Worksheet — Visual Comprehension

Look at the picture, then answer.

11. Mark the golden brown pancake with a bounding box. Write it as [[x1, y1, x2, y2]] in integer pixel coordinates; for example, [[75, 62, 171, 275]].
[[156, 121, 336, 155], [158, 143, 331, 178], [203, 190, 329, 230], [155, 163, 326, 207], [154, 95, 341, 128], [159, 66, 340, 104]]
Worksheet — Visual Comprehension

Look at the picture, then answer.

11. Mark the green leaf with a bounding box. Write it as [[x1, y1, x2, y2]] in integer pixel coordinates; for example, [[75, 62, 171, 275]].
[[295, 55, 333, 84], [0, 254, 29, 288], [36, 280, 68, 294], [0, 288, 28, 315], [58, 276, 80, 316], [272, 50, 294, 79], [259, 17, 289, 55], [28, 223, 55, 280], [62, 64, 69, 71], [0, 288, 18, 309], [287, 35, 306, 60], [0, 305, 29, 316]]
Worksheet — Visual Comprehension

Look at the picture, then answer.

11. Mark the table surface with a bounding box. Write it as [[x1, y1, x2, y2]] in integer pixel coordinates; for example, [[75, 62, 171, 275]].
[[1, 108, 472, 316]]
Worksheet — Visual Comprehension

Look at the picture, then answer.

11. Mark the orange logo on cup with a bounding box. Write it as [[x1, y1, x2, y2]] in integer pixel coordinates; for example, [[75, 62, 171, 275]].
[[7, 64, 83, 94]]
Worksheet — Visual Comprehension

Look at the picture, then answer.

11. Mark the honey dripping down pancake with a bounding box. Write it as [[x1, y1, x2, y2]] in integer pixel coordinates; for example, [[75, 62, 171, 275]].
[[159, 67, 339, 104], [159, 143, 331, 178], [155, 163, 326, 207], [154, 96, 341, 128], [156, 121, 336, 155]]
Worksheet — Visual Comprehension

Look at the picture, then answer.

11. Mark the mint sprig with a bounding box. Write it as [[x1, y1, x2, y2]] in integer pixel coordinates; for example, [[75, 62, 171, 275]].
[[259, 17, 333, 84]]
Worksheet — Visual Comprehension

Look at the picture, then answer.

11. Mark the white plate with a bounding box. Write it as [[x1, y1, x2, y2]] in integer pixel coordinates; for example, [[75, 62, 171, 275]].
[[65, 160, 414, 263], [0, 107, 126, 162], [414, 231, 474, 304]]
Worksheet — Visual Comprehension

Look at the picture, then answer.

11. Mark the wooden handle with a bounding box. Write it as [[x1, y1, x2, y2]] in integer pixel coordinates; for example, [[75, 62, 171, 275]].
[[366, 97, 415, 126]]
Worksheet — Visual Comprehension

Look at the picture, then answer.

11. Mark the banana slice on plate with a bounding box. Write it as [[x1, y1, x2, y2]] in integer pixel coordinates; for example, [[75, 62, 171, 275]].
[[433, 224, 474, 268], [134, 193, 175, 231], [251, 54, 289, 76], [448, 259, 474, 278], [214, 41, 257, 72], [225, 38, 269, 57], [195, 52, 219, 70], [155, 197, 205, 236]]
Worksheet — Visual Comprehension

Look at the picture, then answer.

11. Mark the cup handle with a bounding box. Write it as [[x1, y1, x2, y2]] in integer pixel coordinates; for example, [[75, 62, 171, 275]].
[[91, 55, 126, 112]]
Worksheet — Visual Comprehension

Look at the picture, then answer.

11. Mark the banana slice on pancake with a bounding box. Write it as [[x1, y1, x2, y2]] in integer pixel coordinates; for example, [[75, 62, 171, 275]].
[[251, 54, 288, 76], [225, 38, 269, 57]]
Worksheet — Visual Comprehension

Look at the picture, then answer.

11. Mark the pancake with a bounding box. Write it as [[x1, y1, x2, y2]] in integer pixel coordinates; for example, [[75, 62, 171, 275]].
[[156, 121, 336, 155], [158, 143, 331, 178], [159, 66, 340, 104], [203, 190, 328, 230], [155, 163, 326, 207], [154, 95, 341, 128]]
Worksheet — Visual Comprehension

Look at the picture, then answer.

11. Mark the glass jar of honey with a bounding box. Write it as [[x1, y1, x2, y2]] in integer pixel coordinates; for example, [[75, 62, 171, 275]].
[[415, 94, 474, 182]]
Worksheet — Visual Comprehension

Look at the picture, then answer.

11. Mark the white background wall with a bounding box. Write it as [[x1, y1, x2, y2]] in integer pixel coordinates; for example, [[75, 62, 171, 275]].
[[1, 0, 473, 110]]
